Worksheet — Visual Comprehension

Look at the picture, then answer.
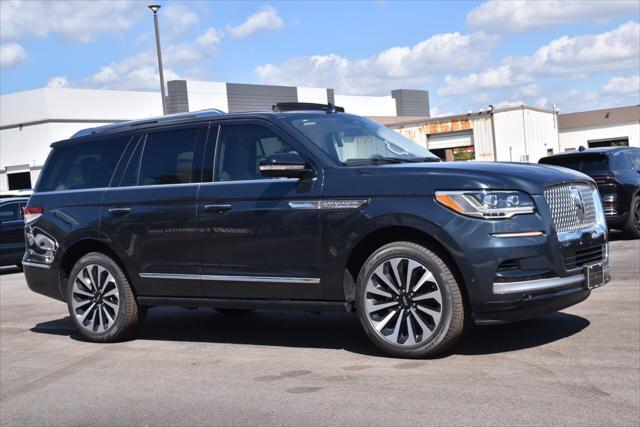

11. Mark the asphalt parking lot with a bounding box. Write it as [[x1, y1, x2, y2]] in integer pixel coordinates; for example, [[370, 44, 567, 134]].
[[1, 238, 638, 426]]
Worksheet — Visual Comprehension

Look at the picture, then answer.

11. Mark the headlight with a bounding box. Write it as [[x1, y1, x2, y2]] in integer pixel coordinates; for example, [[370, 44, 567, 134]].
[[435, 190, 536, 219]]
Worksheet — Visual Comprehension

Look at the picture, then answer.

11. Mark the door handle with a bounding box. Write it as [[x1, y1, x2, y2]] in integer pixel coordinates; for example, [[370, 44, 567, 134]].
[[108, 207, 131, 216], [204, 203, 232, 213]]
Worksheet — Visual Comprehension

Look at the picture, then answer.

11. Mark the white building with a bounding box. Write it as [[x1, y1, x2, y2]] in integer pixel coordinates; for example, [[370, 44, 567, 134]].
[[0, 81, 428, 191], [558, 106, 640, 151], [1, 78, 638, 191], [377, 104, 639, 163]]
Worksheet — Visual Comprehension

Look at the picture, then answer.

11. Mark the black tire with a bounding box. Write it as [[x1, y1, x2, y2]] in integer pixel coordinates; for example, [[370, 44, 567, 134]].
[[66, 252, 143, 342], [15, 264, 23, 272], [623, 195, 640, 239], [215, 308, 255, 315], [355, 241, 465, 358]]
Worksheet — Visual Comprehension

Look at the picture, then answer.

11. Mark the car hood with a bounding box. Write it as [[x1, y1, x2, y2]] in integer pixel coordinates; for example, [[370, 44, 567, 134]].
[[355, 161, 594, 195]]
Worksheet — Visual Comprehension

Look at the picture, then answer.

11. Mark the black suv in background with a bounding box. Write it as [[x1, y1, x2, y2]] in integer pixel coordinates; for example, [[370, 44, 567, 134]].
[[24, 104, 610, 358], [0, 197, 29, 268], [540, 147, 640, 238]]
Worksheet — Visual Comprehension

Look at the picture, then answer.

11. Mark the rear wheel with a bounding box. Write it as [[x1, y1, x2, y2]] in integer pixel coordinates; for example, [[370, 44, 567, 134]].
[[356, 242, 465, 358], [624, 195, 640, 239], [66, 252, 143, 342]]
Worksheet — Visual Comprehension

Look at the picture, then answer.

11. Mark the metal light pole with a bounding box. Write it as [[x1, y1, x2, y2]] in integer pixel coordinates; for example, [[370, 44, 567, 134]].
[[149, 4, 167, 115]]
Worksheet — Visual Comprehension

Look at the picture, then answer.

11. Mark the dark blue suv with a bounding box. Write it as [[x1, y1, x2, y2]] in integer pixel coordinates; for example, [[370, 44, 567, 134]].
[[23, 104, 610, 357]]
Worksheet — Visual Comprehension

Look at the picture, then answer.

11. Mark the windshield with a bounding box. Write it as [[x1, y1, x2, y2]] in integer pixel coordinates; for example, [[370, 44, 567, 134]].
[[281, 114, 439, 164]]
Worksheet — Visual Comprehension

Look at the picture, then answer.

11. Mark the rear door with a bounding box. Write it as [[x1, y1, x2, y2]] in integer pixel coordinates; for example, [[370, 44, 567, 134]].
[[197, 120, 323, 300], [101, 123, 210, 297]]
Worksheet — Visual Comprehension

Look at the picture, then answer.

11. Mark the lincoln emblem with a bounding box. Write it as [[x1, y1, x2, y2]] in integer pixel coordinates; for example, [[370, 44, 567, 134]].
[[570, 187, 585, 221]]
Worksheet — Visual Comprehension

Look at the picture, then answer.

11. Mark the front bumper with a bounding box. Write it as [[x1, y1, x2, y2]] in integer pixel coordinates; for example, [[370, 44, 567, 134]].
[[436, 192, 610, 323]]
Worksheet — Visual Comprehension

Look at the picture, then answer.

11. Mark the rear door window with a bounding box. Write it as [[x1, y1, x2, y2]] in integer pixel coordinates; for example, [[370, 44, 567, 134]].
[[37, 136, 130, 192], [138, 128, 200, 186]]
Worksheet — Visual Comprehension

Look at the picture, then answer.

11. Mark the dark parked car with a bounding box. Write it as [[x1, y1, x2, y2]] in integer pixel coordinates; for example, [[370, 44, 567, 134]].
[[539, 147, 640, 238], [0, 197, 29, 268], [24, 104, 610, 358]]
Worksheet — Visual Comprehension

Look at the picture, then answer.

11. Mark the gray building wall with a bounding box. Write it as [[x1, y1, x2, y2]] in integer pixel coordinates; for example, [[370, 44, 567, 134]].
[[166, 80, 189, 114], [391, 89, 430, 117], [226, 83, 297, 112]]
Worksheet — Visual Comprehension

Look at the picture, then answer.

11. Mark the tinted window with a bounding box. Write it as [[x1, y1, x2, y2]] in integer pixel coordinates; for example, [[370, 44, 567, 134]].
[[0, 203, 21, 222], [540, 154, 608, 172], [215, 125, 298, 182], [627, 150, 640, 171], [38, 137, 130, 192], [138, 128, 199, 186], [118, 139, 143, 187]]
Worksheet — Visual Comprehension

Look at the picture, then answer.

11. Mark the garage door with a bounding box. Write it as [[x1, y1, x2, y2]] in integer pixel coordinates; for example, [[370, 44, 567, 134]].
[[427, 131, 473, 150]]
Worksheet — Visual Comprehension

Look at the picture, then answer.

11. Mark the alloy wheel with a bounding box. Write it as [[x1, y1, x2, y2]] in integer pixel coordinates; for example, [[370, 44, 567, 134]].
[[634, 199, 640, 232], [364, 257, 443, 346], [71, 264, 120, 333]]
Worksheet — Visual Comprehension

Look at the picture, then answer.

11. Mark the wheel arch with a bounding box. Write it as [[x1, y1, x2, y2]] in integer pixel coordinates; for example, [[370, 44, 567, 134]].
[[342, 225, 471, 311], [58, 239, 135, 301]]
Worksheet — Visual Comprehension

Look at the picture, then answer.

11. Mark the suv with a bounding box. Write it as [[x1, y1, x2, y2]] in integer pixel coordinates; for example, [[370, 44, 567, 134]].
[[539, 147, 640, 238], [24, 104, 610, 358]]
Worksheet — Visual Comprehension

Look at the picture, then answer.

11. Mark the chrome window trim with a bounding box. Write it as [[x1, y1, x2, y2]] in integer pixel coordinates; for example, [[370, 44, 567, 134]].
[[139, 272, 320, 284]]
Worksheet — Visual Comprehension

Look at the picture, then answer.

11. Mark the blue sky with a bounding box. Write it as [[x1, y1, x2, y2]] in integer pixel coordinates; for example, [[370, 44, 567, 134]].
[[1, 0, 639, 114]]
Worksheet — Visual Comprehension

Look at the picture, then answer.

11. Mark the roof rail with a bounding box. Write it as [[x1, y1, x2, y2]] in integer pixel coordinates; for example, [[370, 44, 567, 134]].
[[70, 108, 226, 138], [271, 102, 345, 113]]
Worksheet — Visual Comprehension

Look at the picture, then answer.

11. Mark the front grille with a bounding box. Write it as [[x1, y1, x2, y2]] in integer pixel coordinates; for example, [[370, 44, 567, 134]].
[[563, 244, 605, 270], [544, 182, 597, 233]]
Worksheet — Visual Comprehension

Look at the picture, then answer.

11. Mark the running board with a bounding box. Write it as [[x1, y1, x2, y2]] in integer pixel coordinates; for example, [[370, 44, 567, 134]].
[[137, 296, 353, 313]]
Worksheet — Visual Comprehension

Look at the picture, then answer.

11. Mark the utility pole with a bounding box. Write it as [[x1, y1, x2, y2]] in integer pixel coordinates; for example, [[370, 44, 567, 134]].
[[149, 5, 167, 115]]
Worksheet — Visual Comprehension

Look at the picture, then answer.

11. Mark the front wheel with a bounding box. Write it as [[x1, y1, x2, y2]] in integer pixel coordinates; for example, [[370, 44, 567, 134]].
[[356, 242, 465, 358], [66, 252, 143, 342]]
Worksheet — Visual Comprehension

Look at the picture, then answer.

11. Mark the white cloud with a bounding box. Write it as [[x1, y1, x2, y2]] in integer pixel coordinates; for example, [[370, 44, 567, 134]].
[[0, 0, 144, 43], [228, 5, 283, 39], [518, 84, 539, 97], [64, 26, 222, 91], [467, 0, 639, 34], [0, 42, 26, 68], [162, 4, 200, 39], [602, 75, 640, 94], [438, 65, 530, 95], [507, 21, 640, 75], [255, 31, 499, 94], [47, 76, 71, 88]]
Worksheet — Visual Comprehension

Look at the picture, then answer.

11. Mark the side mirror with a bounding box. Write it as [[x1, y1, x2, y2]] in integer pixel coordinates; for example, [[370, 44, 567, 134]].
[[259, 152, 313, 179]]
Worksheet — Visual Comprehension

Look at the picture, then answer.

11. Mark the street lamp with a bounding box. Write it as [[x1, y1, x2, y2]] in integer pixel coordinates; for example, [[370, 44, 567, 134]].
[[148, 4, 167, 115]]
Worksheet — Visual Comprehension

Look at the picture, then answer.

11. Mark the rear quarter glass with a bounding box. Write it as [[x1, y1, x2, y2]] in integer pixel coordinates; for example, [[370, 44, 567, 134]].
[[37, 136, 131, 192]]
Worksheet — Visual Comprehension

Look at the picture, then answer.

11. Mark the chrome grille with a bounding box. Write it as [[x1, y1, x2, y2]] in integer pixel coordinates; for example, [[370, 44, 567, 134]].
[[544, 182, 597, 233]]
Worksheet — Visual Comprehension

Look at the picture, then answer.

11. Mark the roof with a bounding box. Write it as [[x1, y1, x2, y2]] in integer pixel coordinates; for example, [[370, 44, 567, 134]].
[[558, 105, 640, 130], [540, 146, 638, 160], [63, 105, 354, 143]]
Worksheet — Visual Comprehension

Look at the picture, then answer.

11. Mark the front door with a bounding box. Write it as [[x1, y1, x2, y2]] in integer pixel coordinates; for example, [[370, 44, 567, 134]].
[[198, 121, 323, 299], [101, 124, 209, 297]]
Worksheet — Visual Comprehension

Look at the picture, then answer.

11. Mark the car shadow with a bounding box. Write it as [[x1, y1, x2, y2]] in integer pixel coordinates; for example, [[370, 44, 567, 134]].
[[30, 307, 590, 358], [608, 230, 636, 241]]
